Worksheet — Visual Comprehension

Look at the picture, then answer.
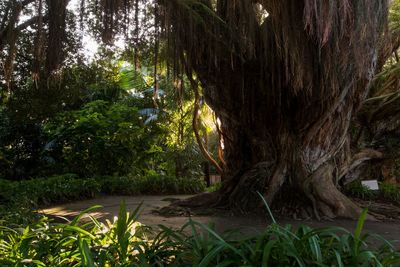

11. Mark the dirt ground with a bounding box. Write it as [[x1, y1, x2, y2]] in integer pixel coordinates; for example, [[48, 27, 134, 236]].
[[39, 195, 400, 248]]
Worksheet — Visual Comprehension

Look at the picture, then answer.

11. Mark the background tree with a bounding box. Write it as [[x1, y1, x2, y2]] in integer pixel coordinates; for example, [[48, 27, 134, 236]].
[[349, 0, 400, 186]]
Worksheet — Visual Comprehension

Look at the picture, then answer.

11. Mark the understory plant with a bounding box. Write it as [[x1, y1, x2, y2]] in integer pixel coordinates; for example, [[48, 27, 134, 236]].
[[347, 181, 400, 204], [380, 183, 400, 204], [96, 173, 205, 195], [0, 199, 399, 266], [0, 174, 100, 208], [346, 183, 379, 200], [0, 174, 205, 225]]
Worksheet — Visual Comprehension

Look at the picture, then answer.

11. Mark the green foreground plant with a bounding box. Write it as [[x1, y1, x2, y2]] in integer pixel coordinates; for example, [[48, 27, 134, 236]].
[[1, 199, 399, 267]]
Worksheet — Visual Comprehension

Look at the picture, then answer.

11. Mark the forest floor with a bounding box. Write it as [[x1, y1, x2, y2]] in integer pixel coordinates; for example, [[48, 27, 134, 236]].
[[40, 195, 400, 248]]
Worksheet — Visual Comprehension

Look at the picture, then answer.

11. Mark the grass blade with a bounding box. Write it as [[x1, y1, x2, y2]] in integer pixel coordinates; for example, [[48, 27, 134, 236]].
[[257, 191, 276, 224]]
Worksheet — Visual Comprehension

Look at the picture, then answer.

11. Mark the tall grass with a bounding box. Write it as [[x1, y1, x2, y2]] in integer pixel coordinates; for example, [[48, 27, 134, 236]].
[[1, 198, 399, 266]]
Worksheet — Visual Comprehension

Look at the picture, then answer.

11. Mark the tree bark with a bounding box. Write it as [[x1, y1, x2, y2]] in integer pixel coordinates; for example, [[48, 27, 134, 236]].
[[162, 0, 389, 219]]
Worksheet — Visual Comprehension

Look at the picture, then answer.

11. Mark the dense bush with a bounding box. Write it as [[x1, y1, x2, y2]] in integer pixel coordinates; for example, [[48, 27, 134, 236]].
[[0, 174, 204, 211], [206, 181, 222, 193], [346, 182, 400, 204], [0, 61, 206, 181], [0, 174, 100, 225], [380, 183, 400, 204], [0, 106, 47, 180], [0, 174, 100, 208], [0, 174, 204, 226], [346, 183, 379, 200], [0, 204, 399, 267], [97, 173, 205, 195], [0, 61, 132, 180], [44, 100, 155, 176]]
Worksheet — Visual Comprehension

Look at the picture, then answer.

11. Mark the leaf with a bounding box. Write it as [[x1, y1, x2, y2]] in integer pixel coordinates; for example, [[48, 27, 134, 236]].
[[334, 250, 345, 267], [64, 225, 96, 240], [261, 240, 277, 267], [21, 259, 46, 266], [70, 205, 103, 226], [79, 238, 95, 267], [198, 244, 226, 267], [257, 191, 276, 224], [354, 208, 368, 241]]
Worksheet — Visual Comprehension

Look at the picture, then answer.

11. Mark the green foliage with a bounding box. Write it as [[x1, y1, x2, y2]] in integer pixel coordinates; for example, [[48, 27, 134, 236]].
[[0, 107, 11, 175], [97, 173, 205, 195], [0, 203, 399, 267], [389, 0, 400, 36], [163, 142, 204, 179], [118, 66, 149, 93], [0, 174, 100, 208], [119, 65, 206, 180], [0, 174, 205, 225], [0, 61, 134, 180], [0, 105, 47, 180], [206, 182, 222, 193], [346, 182, 400, 204], [0, 60, 206, 181], [0, 203, 150, 267], [380, 183, 400, 204], [0, 174, 100, 225], [44, 100, 154, 176], [346, 183, 379, 200], [172, 214, 399, 266]]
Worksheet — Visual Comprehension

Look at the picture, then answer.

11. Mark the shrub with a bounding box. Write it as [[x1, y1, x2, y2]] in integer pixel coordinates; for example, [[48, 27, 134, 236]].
[[0, 174, 101, 225], [97, 174, 206, 195], [0, 174, 205, 223], [346, 181, 400, 204], [346, 182, 379, 200], [0, 174, 101, 208], [44, 100, 155, 176], [380, 182, 400, 204], [206, 181, 222, 193]]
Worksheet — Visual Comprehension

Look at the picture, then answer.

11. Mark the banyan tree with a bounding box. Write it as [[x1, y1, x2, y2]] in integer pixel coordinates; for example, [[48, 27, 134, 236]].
[[1, 0, 397, 219], [0, 0, 149, 83], [160, 0, 390, 220]]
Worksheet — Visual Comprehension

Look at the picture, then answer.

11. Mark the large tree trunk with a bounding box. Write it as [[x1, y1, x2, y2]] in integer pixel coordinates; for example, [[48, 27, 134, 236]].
[[202, 79, 365, 219], [161, 0, 389, 219]]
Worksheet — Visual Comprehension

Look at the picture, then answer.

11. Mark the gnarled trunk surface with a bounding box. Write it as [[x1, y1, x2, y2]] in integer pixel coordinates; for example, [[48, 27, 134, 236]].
[[198, 97, 368, 220], [161, 0, 389, 219]]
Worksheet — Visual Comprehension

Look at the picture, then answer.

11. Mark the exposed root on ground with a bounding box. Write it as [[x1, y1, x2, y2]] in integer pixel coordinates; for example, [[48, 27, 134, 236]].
[[163, 162, 390, 221], [304, 164, 374, 220]]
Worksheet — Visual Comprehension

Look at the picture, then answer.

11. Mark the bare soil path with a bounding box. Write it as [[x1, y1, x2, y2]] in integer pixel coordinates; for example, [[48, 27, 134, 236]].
[[39, 195, 400, 248]]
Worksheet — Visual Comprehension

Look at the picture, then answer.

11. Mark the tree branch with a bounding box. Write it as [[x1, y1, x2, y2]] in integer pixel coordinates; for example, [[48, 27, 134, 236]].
[[189, 75, 223, 175], [0, 15, 48, 53], [339, 149, 383, 184], [20, 0, 36, 7]]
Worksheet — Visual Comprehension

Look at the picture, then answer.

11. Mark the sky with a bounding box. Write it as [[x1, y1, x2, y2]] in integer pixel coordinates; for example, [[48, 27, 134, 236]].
[[68, 0, 126, 59], [68, 0, 98, 57]]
